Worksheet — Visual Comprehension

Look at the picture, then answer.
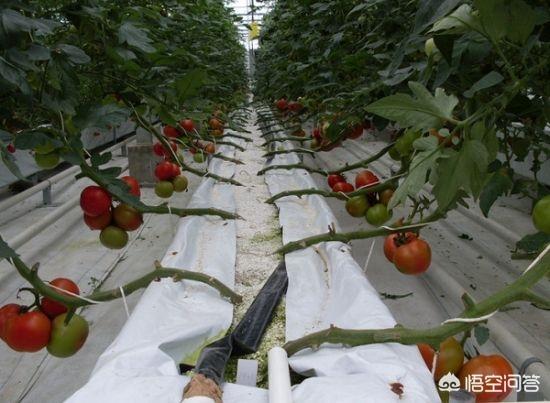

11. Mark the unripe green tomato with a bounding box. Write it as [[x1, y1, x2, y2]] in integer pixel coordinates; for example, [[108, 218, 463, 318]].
[[155, 181, 174, 198], [395, 129, 421, 157], [172, 176, 188, 192], [345, 196, 369, 217], [47, 313, 89, 358], [193, 153, 205, 163], [366, 203, 392, 226], [99, 226, 128, 249], [34, 141, 56, 155], [425, 38, 441, 61], [388, 146, 401, 161], [34, 152, 60, 169], [532, 195, 550, 234]]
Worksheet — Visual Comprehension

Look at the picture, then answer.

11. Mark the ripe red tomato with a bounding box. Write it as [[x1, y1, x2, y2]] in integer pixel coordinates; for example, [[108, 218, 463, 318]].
[[383, 232, 417, 262], [347, 124, 364, 139], [418, 337, 464, 380], [355, 170, 380, 189], [332, 182, 354, 193], [180, 119, 195, 132], [7, 144, 16, 153], [40, 278, 80, 319], [80, 186, 112, 217], [0, 304, 21, 340], [113, 204, 143, 231], [312, 127, 321, 139], [163, 125, 180, 138], [288, 101, 303, 112], [121, 176, 140, 197], [155, 161, 176, 181], [153, 142, 165, 156], [84, 210, 112, 230], [327, 174, 346, 189], [393, 238, 431, 275], [276, 98, 288, 111], [4, 311, 51, 352], [170, 162, 181, 177], [459, 355, 513, 402]]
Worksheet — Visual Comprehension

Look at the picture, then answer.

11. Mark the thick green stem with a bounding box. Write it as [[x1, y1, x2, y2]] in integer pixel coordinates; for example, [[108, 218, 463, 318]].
[[9, 255, 242, 307], [284, 247, 550, 355], [276, 211, 444, 255], [330, 143, 395, 174], [262, 136, 312, 147], [265, 179, 397, 204]]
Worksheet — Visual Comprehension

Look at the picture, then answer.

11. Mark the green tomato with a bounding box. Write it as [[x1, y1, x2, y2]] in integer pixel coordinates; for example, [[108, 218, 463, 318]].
[[34, 141, 56, 155], [193, 153, 205, 163], [395, 129, 421, 157], [155, 181, 174, 198], [47, 313, 89, 358], [425, 38, 441, 61], [366, 203, 391, 226], [388, 146, 401, 161], [345, 196, 369, 217], [172, 176, 188, 193], [533, 195, 550, 234], [34, 152, 60, 169], [99, 226, 128, 249]]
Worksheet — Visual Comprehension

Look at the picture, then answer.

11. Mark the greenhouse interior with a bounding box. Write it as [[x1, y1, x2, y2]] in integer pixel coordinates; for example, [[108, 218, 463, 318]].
[[0, 1, 548, 402]]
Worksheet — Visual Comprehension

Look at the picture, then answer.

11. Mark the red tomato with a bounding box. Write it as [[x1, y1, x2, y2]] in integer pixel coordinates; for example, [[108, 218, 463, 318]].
[[332, 182, 355, 193], [327, 174, 346, 189], [155, 161, 176, 181], [347, 124, 364, 139], [83, 210, 112, 230], [40, 278, 80, 318], [312, 127, 321, 139], [418, 337, 464, 380], [153, 143, 165, 156], [459, 355, 513, 402], [7, 144, 16, 153], [163, 125, 180, 138], [121, 176, 140, 197], [355, 170, 380, 189], [0, 304, 21, 341], [180, 119, 195, 132], [288, 101, 303, 112], [170, 162, 181, 177], [4, 311, 51, 352], [276, 98, 288, 111], [393, 238, 431, 275], [383, 232, 417, 262], [80, 186, 112, 217]]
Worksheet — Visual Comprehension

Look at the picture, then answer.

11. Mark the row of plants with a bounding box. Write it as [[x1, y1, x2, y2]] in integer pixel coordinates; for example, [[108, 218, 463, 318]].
[[253, 0, 549, 401], [0, 0, 248, 360]]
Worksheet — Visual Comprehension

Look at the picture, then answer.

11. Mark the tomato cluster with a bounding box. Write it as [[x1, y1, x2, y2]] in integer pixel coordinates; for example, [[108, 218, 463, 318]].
[[418, 339, 513, 402], [0, 278, 89, 358], [384, 232, 431, 275], [80, 176, 143, 250], [329, 170, 394, 226], [154, 161, 188, 199], [308, 118, 371, 150]]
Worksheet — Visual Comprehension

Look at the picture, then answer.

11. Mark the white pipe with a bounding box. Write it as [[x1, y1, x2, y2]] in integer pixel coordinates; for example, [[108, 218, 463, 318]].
[[268, 347, 293, 403], [0, 135, 135, 212], [6, 162, 128, 251]]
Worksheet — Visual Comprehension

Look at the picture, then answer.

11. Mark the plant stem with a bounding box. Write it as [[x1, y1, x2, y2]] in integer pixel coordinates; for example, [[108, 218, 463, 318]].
[[257, 163, 327, 176], [330, 143, 395, 174], [262, 136, 312, 147]]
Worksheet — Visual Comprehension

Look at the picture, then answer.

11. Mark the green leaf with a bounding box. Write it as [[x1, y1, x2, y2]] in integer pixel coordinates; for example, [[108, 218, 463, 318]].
[[479, 170, 513, 216], [57, 44, 90, 64], [14, 131, 62, 150], [414, 0, 463, 33], [388, 136, 442, 208], [366, 82, 458, 130], [464, 71, 504, 98], [475, 0, 536, 44], [99, 167, 122, 178], [175, 70, 207, 101], [433, 139, 489, 209], [433, 34, 456, 65], [73, 104, 130, 130], [0, 236, 18, 259], [474, 326, 490, 346], [514, 232, 550, 255], [430, 4, 482, 34], [118, 22, 156, 53], [91, 152, 112, 167]]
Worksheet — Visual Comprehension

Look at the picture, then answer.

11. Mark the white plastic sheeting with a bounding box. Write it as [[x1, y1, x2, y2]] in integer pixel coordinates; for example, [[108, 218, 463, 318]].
[[262, 130, 440, 402], [66, 138, 269, 403]]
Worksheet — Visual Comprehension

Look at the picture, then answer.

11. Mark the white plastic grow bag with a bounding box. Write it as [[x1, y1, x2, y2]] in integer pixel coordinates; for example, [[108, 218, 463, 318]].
[[262, 131, 440, 402]]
